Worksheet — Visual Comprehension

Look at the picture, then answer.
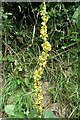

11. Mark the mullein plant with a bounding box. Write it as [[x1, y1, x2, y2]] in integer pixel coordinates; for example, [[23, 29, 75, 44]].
[[33, 2, 51, 118]]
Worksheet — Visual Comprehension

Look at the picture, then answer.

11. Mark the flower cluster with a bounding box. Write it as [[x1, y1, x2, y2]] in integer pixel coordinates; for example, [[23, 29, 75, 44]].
[[33, 2, 51, 118], [33, 67, 43, 80], [40, 3, 48, 41], [33, 67, 43, 117], [39, 2, 51, 68], [33, 79, 43, 117], [39, 51, 49, 67]]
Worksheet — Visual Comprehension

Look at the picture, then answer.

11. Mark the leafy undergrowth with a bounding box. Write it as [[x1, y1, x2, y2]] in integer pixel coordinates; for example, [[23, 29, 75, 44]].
[[1, 2, 80, 119], [1, 45, 79, 118]]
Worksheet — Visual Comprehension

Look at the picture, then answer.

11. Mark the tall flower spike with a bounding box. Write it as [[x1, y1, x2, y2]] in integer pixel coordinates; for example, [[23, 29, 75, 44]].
[[33, 2, 51, 118]]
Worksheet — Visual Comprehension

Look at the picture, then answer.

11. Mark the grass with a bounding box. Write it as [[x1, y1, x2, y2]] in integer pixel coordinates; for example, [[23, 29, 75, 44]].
[[1, 40, 79, 118], [1, 2, 79, 118]]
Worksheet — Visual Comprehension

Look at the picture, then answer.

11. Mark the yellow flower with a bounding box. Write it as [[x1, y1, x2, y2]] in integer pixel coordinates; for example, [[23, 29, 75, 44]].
[[33, 67, 44, 80], [40, 35, 48, 41], [40, 29, 45, 35], [33, 2, 51, 118], [43, 61, 47, 67], [36, 87, 42, 92], [38, 106, 43, 113], [33, 74, 41, 80], [41, 16, 48, 23], [39, 52, 48, 62], [41, 21, 46, 26], [43, 3, 46, 10], [41, 25, 47, 31], [39, 52, 49, 67], [35, 100, 42, 105], [38, 96, 43, 100], [41, 41, 51, 52]]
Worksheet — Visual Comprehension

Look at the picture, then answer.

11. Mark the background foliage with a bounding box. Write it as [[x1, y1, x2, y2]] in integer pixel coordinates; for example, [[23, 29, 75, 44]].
[[1, 1, 80, 118]]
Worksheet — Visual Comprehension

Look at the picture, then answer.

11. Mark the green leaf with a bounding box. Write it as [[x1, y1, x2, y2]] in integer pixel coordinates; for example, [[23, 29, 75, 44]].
[[40, 3, 44, 10], [5, 104, 15, 116], [28, 109, 37, 118], [72, 6, 80, 29], [43, 110, 57, 118], [2, 14, 8, 19], [14, 112, 25, 118], [8, 40, 11, 44], [17, 79, 22, 85], [7, 55, 14, 62]]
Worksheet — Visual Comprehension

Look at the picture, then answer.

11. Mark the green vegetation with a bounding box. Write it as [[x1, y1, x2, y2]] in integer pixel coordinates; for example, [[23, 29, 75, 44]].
[[0, 2, 80, 118]]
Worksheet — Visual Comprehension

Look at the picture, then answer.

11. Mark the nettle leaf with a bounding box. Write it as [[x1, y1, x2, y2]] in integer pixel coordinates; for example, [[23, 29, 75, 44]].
[[5, 104, 15, 116], [43, 110, 57, 118]]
